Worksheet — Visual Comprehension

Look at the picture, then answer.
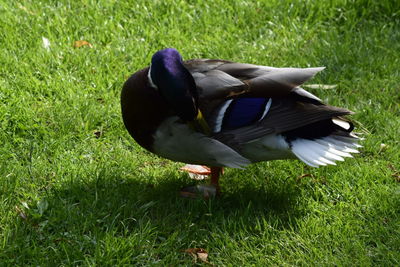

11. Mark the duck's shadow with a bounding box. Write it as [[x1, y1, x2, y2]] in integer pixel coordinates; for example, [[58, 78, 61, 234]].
[[47, 169, 305, 238]]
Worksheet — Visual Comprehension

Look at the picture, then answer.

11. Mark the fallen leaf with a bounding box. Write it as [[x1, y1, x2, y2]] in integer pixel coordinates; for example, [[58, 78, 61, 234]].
[[73, 40, 93, 48], [42, 37, 51, 50], [296, 173, 314, 182], [388, 164, 400, 182], [18, 4, 35, 15], [388, 164, 396, 171], [298, 173, 312, 179], [379, 143, 388, 153], [37, 199, 48, 215], [303, 84, 337, 89], [197, 251, 209, 262], [183, 248, 210, 264], [21, 201, 30, 209], [93, 130, 102, 138], [15, 206, 27, 220]]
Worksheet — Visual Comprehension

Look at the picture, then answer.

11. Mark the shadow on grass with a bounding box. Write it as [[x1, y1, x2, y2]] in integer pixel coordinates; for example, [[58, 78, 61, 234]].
[[43, 169, 303, 231], [6, 169, 306, 263]]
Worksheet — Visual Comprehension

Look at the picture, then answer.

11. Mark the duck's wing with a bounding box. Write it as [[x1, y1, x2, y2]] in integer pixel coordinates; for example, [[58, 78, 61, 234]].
[[184, 59, 355, 148], [212, 98, 353, 147], [184, 59, 324, 100]]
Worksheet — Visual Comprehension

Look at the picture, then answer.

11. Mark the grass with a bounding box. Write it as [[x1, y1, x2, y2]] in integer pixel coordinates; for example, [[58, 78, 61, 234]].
[[1, 0, 399, 265]]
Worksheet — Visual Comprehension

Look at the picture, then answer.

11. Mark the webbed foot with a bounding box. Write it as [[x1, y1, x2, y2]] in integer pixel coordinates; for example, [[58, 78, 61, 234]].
[[180, 164, 211, 180], [180, 185, 219, 199]]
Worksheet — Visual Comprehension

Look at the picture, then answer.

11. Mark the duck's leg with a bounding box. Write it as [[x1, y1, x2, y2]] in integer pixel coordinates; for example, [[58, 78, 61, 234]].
[[180, 165, 223, 199], [210, 167, 223, 196]]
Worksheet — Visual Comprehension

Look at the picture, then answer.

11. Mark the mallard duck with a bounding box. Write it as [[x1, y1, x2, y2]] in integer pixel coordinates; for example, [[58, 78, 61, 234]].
[[121, 48, 360, 197]]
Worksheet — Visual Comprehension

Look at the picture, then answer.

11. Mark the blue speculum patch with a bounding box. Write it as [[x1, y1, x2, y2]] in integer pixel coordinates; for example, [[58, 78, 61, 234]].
[[222, 98, 269, 129]]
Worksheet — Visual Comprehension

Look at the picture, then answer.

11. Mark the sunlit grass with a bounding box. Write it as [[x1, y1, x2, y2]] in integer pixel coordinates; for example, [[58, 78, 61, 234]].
[[1, 0, 399, 265]]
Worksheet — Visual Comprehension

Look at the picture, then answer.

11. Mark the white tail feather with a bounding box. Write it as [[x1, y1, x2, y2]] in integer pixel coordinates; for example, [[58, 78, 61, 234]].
[[318, 157, 337, 165], [322, 137, 361, 152], [291, 136, 360, 167], [332, 118, 351, 130], [294, 152, 320, 167]]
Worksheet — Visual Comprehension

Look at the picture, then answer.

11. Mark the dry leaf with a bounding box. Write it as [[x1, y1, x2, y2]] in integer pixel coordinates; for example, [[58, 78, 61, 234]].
[[379, 143, 388, 153], [197, 251, 209, 262], [15, 206, 27, 220], [296, 173, 314, 182], [393, 173, 400, 183], [93, 130, 102, 138], [42, 37, 51, 50], [303, 84, 337, 89], [183, 248, 210, 264], [73, 40, 93, 48], [37, 199, 48, 215], [21, 201, 30, 209], [18, 4, 35, 15], [388, 164, 400, 182], [298, 173, 312, 179]]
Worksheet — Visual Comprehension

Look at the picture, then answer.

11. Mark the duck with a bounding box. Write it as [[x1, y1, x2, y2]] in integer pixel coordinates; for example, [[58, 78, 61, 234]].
[[121, 48, 360, 198]]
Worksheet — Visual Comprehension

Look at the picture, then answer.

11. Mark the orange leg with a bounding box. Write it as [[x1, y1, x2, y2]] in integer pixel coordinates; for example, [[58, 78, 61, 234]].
[[210, 167, 224, 195], [180, 165, 224, 199]]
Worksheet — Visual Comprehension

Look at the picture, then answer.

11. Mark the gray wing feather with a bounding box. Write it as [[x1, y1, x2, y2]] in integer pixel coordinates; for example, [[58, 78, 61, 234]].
[[216, 63, 270, 78], [246, 67, 325, 97], [184, 59, 228, 73], [217, 63, 323, 80], [193, 70, 246, 98], [185, 59, 325, 100]]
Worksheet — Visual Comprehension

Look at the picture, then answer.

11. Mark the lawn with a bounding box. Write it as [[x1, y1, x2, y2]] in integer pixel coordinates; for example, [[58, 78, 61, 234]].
[[1, 0, 399, 265]]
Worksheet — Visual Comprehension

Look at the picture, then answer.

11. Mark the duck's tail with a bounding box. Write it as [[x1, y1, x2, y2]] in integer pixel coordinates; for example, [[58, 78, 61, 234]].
[[288, 118, 361, 167]]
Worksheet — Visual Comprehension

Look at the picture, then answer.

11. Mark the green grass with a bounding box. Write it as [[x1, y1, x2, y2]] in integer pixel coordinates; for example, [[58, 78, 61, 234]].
[[1, 0, 399, 265]]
